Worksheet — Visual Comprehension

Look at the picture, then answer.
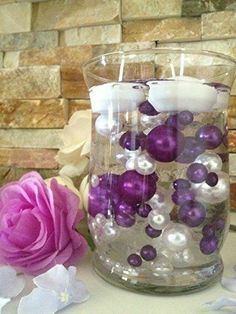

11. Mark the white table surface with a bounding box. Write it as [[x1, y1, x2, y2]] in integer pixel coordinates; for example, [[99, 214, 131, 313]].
[[6, 213, 236, 314]]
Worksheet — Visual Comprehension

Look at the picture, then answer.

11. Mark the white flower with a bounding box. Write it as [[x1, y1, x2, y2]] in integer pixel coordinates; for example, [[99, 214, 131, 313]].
[[0, 266, 25, 313], [79, 174, 89, 211], [18, 265, 89, 314], [56, 110, 91, 178], [203, 297, 236, 310], [222, 276, 236, 292]]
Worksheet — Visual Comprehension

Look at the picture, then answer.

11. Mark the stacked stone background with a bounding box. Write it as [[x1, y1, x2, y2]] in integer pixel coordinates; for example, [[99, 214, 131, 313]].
[[0, 0, 236, 207]]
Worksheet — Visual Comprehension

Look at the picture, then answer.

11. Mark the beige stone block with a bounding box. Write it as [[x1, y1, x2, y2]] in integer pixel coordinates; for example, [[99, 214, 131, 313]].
[[202, 11, 236, 40], [0, 52, 3, 68], [20, 46, 92, 66], [0, 66, 61, 99], [61, 24, 121, 46], [123, 18, 201, 42], [0, 99, 67, 128], [230, 153, 236, 176], [122, 0, 182, 20], [32, 0, 120, 31], [0, 31, 58, 51], [4, 51, 20, 68], [0, 148, 58, 169], [0, 129, 63, 149], [69, 100, 91, 118], [0, 2, 31, 34]]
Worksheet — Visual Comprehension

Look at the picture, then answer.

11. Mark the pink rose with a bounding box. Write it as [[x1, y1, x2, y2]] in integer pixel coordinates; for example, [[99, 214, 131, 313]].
[[0, 172, 87, 275]]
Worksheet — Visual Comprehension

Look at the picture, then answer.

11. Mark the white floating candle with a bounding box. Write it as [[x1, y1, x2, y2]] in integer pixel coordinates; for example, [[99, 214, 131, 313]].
[[89, 82, 147, 113], [147, 77, 217, 113]]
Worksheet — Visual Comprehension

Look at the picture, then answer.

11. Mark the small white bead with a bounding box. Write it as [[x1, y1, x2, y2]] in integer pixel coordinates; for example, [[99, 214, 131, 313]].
[[148, 209, 170, 230], [162, 223, 192, 252], [95, 114, 122, 137], [195, 152, 223, 172]]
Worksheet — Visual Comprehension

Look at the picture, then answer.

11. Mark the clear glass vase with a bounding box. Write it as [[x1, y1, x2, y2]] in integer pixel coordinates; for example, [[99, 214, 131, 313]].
[[83, 48, 236, 294]]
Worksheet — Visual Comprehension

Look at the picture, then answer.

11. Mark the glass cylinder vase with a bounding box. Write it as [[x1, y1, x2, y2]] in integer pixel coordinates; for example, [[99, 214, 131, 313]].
[[83, 48, 236, 294]]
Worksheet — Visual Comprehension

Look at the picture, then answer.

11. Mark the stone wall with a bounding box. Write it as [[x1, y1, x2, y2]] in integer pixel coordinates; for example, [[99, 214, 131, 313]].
[[0, 0, 236, 206]]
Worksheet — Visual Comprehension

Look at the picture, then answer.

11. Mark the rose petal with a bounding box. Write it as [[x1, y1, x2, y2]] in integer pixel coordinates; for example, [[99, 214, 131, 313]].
[[18, 288, 58, 314], [0, 266, 25, 298], [221, 276, 236, 292], [203, 297, 236, 310], [0, 298, 10, 314]]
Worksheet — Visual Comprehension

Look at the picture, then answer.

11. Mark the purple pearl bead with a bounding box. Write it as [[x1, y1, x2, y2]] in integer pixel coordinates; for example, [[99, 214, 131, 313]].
[[119, 131, 146, 151], [196, 124, 223, 150], [140, 245, 157, 261], [206, 172, 218, 187], [186, 163, 208, 183], [178, 111, 194, 126], [176, 137, 205, 164], [127, 254, 142, 267], [171, 189, 195, 205], [202, 224, 215, 237], [139, 100, 159, 116], [150, 172, 159, 182], [115, 200, 137, 216], [200, 236, 218, 255], [99, 174, 120, 192], [137, 203, 152, 218], [145, 225, 162, 238], [166, 114, 185, 130], [146, 125, 185, 162], [173, 178, 191, 190], [212, 217, 225, 232], [88, 186, 110, 217], [179, 200, 206, 227], [118, 170, 156, 205], [115, 212, 135, 228]]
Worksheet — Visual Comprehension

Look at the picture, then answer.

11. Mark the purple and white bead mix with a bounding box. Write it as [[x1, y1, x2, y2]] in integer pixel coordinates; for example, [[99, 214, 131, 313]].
[[88, 78, 229, 284]]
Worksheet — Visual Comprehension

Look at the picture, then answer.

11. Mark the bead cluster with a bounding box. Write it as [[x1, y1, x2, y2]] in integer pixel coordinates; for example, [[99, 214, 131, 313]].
[[89, 81, 229, 272]]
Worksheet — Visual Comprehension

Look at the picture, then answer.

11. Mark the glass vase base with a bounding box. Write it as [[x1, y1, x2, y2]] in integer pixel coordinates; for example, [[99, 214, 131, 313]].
[[93, 252, 223, 295]]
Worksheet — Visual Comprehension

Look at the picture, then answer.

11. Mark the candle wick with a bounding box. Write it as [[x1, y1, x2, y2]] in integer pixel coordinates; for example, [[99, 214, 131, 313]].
[[118, 55, 125, 82]]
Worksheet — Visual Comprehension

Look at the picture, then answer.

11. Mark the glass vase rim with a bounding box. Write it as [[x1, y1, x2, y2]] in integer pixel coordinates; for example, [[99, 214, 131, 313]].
[[83, 47, 236, 70]]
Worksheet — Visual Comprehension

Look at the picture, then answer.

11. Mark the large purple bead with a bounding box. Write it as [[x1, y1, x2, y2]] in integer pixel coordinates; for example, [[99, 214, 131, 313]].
[[172, 189, 195, 205], [88, 186, 110, 217], [179, 200, 206, 227], [139, 100, 159, 116], [119, 131, 146, 151], [186, 163, 208, 183], [176, 137, 205, 164], [196, 124, 223, 149], [115, 200, 137, 216], [146, 125, 185, 162], [115, 212, 135, 228], [200, 236, 218, 255], [118, 170, 156, 205]]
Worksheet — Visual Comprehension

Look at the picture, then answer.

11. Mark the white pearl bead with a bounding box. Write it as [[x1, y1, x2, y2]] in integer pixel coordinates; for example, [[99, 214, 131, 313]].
[[194, 171, 229, 204], [162, 223, 192, 252], [140, 114, 163, 128], [91, 174, 100, 187], [136, 154, 156, 175], [148, 209, 170, 230], [195, 152, 223, 172], [125, 157, 136, 171], [103, 221, 120, 241], [151, 256, 174, 275], [148, 186, 174, 213], [124, 147, 141, 158], [95, 114, 122, 137], [95, 213, 107, 226], [171, 248, 195, 267]]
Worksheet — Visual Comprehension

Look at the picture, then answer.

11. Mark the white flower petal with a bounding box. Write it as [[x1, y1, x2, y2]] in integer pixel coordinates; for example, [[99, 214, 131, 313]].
[[68, 267, 89, 304], [33, 265, 69, 292], [0, 266, 25, 298], [0, 298, 10, 314], [18, 288, 58, 314], [59, 159, 88, 177], [222, 276, 236, 292], [203, 297, 236, 310]]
